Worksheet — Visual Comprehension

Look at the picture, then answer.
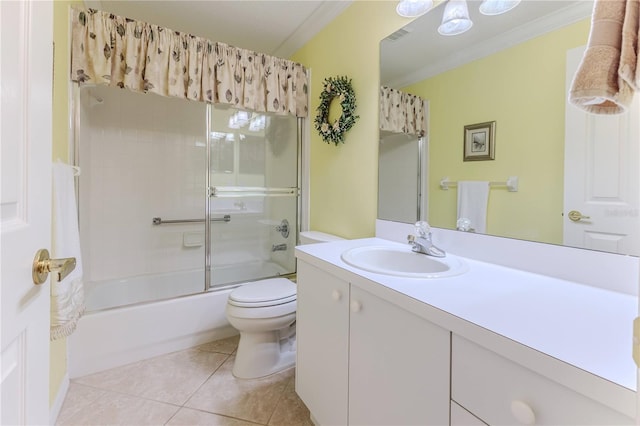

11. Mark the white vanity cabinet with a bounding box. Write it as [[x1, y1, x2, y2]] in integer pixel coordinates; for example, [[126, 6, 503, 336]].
[[295, 237, 638, 426], [295, 261, 350, 425], [451, 335, 634, 425], [451, 401, 487, 426], [295, 260, 450, 426]]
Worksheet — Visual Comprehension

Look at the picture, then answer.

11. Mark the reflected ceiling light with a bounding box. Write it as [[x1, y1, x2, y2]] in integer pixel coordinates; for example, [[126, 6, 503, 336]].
[[438, 0, 473, 36], [396, 0, 434, 18], [479, 0, 521, 15]]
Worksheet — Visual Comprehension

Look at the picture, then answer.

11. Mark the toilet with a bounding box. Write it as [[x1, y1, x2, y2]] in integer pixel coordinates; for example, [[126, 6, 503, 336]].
[[226, 230, 343, 379]]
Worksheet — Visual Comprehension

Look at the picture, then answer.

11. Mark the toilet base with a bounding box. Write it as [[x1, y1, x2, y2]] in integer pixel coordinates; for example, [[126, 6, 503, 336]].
[[232, 327, 296, 379]]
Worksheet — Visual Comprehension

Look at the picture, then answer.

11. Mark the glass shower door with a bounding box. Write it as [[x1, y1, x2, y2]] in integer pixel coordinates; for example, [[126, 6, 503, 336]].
[[207, 106, 299, 289], [78, 86, 208, 311]]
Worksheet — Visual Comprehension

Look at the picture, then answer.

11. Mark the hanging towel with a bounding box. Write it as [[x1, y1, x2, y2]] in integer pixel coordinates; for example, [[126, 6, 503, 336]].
[[569, 0, 639, 114], [457, 181, 490, 234], [51, 162, 85, 340], [619, 0, 640, 91]]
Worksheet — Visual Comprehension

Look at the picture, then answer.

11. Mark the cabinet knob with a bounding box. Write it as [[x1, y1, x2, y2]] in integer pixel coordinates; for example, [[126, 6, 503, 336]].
[[510, 400, 535, 425], [331, 290, 342, 301], [350, 300, 362, 313]]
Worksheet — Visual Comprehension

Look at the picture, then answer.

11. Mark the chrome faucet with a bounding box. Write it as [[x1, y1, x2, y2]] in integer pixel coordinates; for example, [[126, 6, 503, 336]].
[[407, 221, 446, 257]]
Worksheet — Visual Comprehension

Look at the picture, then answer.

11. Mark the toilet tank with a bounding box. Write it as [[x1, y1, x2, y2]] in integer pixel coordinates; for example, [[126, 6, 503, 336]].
[[299, 231, 344, 245]]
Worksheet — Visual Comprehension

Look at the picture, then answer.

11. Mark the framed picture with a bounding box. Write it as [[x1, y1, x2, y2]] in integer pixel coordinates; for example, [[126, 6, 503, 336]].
[[463, 121, 496, 161]]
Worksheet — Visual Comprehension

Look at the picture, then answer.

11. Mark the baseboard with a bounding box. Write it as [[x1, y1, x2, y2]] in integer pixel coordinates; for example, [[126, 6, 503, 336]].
[[49, 373, 70, 425]]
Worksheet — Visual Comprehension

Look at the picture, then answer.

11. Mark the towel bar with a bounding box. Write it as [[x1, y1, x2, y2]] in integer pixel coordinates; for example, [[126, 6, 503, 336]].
[[440, 176, 518, 192]]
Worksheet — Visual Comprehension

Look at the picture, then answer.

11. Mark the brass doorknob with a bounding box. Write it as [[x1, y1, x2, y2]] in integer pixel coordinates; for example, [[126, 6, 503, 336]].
[[568, 210, 591, 222], [32, 249, 76, 285]]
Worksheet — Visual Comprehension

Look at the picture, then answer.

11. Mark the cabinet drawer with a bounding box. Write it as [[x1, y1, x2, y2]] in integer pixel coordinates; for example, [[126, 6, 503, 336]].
[[451, 335, 633, 425]]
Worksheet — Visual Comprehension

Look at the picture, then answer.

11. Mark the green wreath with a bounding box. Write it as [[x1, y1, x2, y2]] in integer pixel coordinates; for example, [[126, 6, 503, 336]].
[[314, 76, 359, 146]]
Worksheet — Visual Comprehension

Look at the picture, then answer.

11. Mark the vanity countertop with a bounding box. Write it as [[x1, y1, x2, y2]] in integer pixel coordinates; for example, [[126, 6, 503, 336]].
[[295, 237, 637, 397]]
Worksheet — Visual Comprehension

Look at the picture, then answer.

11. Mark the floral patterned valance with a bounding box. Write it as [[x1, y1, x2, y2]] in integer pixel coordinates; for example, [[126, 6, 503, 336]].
[[70, 8, 309, 118], [379, 86, 426, 136]]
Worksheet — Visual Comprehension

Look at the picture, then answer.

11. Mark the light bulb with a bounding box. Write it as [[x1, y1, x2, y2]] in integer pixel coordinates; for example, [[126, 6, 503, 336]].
[[396, 0, 434, 18], [479, 0, 521, 16], [438, 0, 473, 36]]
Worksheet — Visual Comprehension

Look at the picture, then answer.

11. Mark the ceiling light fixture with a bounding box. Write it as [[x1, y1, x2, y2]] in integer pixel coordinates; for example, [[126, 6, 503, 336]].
[[396, 0, 434, 18], [479, 0, 521, 15], [438, 0, 473, 36]]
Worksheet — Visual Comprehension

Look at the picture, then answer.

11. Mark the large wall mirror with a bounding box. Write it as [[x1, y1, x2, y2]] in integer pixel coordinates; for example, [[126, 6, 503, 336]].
[[379, 0, 640, 256]]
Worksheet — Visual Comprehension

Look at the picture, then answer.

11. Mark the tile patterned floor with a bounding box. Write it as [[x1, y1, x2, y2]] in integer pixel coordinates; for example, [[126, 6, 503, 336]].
[[56, 336, 314, 426]]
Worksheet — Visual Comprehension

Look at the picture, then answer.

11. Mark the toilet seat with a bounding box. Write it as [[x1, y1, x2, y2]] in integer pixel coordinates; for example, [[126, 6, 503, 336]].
[[228, 278, 296, 308]]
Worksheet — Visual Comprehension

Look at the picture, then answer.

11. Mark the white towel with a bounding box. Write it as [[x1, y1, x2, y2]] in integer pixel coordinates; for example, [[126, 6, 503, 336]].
[[51, 162, 85, 340], [457, 181, 490, 234]]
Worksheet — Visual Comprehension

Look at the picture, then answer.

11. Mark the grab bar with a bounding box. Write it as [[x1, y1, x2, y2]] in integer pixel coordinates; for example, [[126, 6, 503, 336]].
[[209, 186, 299, 198], [152, 215, 231, 225]]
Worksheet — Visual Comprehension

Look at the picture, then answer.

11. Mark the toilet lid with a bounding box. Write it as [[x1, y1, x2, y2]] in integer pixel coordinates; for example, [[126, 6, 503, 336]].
[[228, 278, 296, 307]]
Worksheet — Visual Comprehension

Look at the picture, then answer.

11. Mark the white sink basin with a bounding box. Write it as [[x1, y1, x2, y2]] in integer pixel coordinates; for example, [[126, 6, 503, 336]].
[[340, 245, 467, 278]]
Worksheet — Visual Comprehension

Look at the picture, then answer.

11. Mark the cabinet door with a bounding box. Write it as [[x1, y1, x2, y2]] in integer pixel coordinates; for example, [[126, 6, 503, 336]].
[[452, 335, 634, 425], [295, 261, 350, 426], [451, 401, 487, 426], [349, 286, 450, 426]]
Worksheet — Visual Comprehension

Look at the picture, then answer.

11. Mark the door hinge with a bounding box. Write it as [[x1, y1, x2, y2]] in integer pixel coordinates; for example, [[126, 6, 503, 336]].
[[633, 317, 640, 368]]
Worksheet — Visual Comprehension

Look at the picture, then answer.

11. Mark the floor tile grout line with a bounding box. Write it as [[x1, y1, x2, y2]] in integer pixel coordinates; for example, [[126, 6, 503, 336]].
[[70, 380, 185, 410], [60, 337, 314, 426], [264, 367, 296, 426], [180, 352, 234, 409], [168, 406, 267, 426], [71, 346, 238, 408]]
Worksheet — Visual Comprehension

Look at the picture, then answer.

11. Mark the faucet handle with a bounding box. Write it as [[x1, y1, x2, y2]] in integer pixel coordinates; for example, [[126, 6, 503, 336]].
[[414, 221, 430, 237]]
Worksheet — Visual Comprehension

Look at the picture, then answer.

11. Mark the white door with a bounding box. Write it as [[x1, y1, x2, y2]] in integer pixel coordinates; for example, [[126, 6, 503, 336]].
[[1, 1, 53, 424], [564, 46, 640, 256]]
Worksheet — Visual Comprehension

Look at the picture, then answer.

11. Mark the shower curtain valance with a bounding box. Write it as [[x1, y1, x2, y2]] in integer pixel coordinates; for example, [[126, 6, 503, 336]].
[[379, 86, 426, 137], [70, 8, 309, 118]]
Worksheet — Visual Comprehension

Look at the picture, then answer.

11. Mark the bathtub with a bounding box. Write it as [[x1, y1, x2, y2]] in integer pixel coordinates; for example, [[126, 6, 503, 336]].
[[69, 262, 289, 378]]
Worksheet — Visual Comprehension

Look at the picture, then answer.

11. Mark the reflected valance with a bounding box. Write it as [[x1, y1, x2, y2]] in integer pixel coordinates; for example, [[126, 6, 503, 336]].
[[379, 86, 426, 136], [70, 8, 309, 117]]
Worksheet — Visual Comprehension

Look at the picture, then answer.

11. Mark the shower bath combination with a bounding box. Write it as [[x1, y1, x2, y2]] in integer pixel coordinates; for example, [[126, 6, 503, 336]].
[[68, 84, 302, 377]]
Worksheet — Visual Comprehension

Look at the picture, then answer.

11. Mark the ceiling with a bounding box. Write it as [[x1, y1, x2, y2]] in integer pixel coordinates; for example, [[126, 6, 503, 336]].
[[381, 0, 594, 88], [84, 1, 594, 88], [88, 0, 352, 58]]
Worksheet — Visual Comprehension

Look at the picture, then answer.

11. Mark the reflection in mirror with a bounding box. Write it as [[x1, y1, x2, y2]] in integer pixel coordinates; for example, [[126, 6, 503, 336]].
[[378, 85, 428, 224], [378, 131, 421, 223], [379, 0, 640, 256]]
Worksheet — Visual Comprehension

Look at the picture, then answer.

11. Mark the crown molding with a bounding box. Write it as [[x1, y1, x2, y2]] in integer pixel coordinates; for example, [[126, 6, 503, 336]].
[[273, 0, 353, 58], [387, 1, 593, 88]]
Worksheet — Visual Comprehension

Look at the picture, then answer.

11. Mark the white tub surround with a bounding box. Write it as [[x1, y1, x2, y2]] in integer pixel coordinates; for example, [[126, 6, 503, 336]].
[[295, 236, 637, 425], [69, 289, 237, 378]]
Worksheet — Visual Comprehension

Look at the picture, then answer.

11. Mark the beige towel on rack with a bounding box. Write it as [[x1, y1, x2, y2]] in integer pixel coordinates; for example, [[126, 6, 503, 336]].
[[51, 162, 85, 340], [569, 0, 639, 114], [619, 0, 640, 90], [457, 181, 490, 234]]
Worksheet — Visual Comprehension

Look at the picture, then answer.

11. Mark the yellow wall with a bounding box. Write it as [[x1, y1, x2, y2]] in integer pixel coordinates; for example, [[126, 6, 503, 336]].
[[291, 1, 413, 239], [48, 0, 409, 405], [49, 0, 584, 405], [403, 19, 590, 244], [51, 0, 83, 407]]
